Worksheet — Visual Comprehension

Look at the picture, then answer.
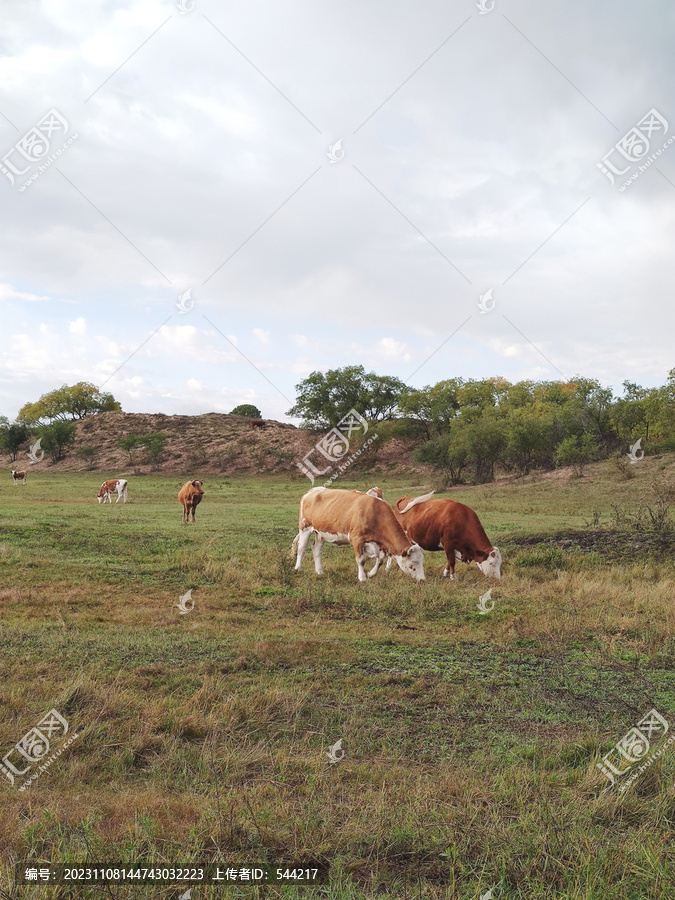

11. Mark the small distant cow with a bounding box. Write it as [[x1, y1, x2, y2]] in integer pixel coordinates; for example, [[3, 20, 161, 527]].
[[97, 479, 128, 504], [250, 419, 266, 429], [11, 470, 27, 486], [179, 480, 204, 523]]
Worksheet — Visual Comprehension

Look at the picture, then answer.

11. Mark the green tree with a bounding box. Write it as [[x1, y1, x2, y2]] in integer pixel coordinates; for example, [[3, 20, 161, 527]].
[[555, 434, 599, 477], [399, 378, 464, 440], [39, 421, 77, 462], [414, 433, 469, 485], [0, 421, 28, 462], [458, 413, 509, 482], [456, 377, 510, 424], [505, 407, 555, 475], [117, 434, 145, 465], [17, 382, 121, 425], [77, 446, 97, 469], [230, 404, 262, 418], [140, 432, 168, 467], [288, 365, 406, 429]]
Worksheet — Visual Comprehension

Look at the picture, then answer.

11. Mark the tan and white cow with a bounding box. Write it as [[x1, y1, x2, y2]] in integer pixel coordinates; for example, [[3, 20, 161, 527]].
[[178, 480, 204, 523], [292, 486, 425, 583], [97, 478, 128, 504], [11, 470, 27, 485]]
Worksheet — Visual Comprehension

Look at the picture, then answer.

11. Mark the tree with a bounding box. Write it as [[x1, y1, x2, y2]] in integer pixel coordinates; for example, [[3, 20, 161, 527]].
[[17, 382, 121, 425], [118, 434, 145, 465], [39, 421, 77, 462], [456, 377, 510, 424], [555, 434, 599, 477], [505, 408, 555, 475], [117, 433, 168, 468], [458, 414, 509, 482], [230, 404, 262, 418], [414, 433, 469, 485], [141, 432, 168, 467], [77, 446, 97, 469], [0, 421, 28, 462], [399, 379, 464, 440], [288, 365, 406, 429]]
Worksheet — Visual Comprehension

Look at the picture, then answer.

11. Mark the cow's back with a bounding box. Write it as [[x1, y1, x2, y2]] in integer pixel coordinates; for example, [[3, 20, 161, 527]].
[[395, 497, 489, 550], [301, 488, 389, 538]]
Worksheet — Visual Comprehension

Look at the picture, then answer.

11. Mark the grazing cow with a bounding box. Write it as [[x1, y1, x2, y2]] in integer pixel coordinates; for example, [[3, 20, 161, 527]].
[[250, 419, 265, 429], [11, 470, 27, 485], [390, 491, 501, 579], [97, 479, 128, 504], [292, 486, 425, 583], [178, 480, 204, 523]]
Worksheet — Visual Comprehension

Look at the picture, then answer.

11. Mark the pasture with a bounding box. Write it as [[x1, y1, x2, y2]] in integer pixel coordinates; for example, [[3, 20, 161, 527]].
[[0, 462, 674, 899]]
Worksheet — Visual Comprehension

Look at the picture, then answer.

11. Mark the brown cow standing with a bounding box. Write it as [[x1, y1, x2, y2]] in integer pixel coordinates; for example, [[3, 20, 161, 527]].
[[11, 470, 27, 485], [250, 419, 265, 429], [391, 491, 501, 580], [179, 480, 204, 523]]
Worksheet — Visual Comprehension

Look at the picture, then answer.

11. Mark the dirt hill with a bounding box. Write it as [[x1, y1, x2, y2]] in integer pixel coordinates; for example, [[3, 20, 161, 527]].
[[23, 412, 426, 479]]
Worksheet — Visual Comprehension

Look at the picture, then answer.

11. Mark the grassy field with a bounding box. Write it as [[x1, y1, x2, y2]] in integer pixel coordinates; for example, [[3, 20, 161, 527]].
[[1, 460, 675, 899]]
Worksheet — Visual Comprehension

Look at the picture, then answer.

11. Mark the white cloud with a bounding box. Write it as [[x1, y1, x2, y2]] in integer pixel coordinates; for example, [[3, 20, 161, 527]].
[[0, 283, 50, 303], [69, 317, 86, 335], [252, 328, 270, 344]]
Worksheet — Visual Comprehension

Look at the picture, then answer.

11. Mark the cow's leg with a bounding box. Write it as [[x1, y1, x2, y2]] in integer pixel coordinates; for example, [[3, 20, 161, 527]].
[[365, 542, 384, 578], [115, 489, 121, 503], [311, 534, 325, 575], [294, 527, 313, 571], [353, 539, 367, 583], [190, 504, 196, 523], [442, 543, 457, 580]]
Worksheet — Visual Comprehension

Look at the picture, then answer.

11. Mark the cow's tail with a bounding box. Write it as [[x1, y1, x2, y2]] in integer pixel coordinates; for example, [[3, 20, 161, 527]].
[[291, 533, 299, 557]]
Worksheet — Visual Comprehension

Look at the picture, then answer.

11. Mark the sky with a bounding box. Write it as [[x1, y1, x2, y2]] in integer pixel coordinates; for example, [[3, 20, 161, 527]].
[[1, 0, 674, 423]]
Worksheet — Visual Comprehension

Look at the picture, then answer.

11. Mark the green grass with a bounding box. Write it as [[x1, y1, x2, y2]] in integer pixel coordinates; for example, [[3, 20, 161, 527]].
[[0, 461, 675, 898]]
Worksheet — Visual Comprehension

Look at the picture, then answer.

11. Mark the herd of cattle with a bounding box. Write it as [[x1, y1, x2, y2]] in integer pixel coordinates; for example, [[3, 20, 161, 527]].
[[9, 472, 501, 582]]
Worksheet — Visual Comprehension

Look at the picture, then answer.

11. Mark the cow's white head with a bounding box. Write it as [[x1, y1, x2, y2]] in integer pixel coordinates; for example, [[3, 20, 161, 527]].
[[394, 543, 425, 582], [477, 547, 501, 579]]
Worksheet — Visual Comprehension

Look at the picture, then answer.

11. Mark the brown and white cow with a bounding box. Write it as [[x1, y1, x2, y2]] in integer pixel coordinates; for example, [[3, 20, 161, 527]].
[[97, 479, 128, 504], [179, 480, 204, 523], [292, 487, 425, 583], [11, 470, 27, 485], [390, 491, 501, 580]]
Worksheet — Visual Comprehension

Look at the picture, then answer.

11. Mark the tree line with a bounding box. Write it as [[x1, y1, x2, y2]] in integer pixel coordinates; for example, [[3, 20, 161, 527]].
[[288, 365, 675, 483], [2, 370, 674, 482]]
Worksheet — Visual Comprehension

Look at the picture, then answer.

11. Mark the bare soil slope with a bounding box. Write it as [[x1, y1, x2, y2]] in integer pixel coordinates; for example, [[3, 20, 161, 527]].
[[50, 412, 313, 477]]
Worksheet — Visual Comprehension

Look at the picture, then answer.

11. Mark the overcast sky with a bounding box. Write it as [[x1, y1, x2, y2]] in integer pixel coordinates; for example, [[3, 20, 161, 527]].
[[1, 0, 673, 422]]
